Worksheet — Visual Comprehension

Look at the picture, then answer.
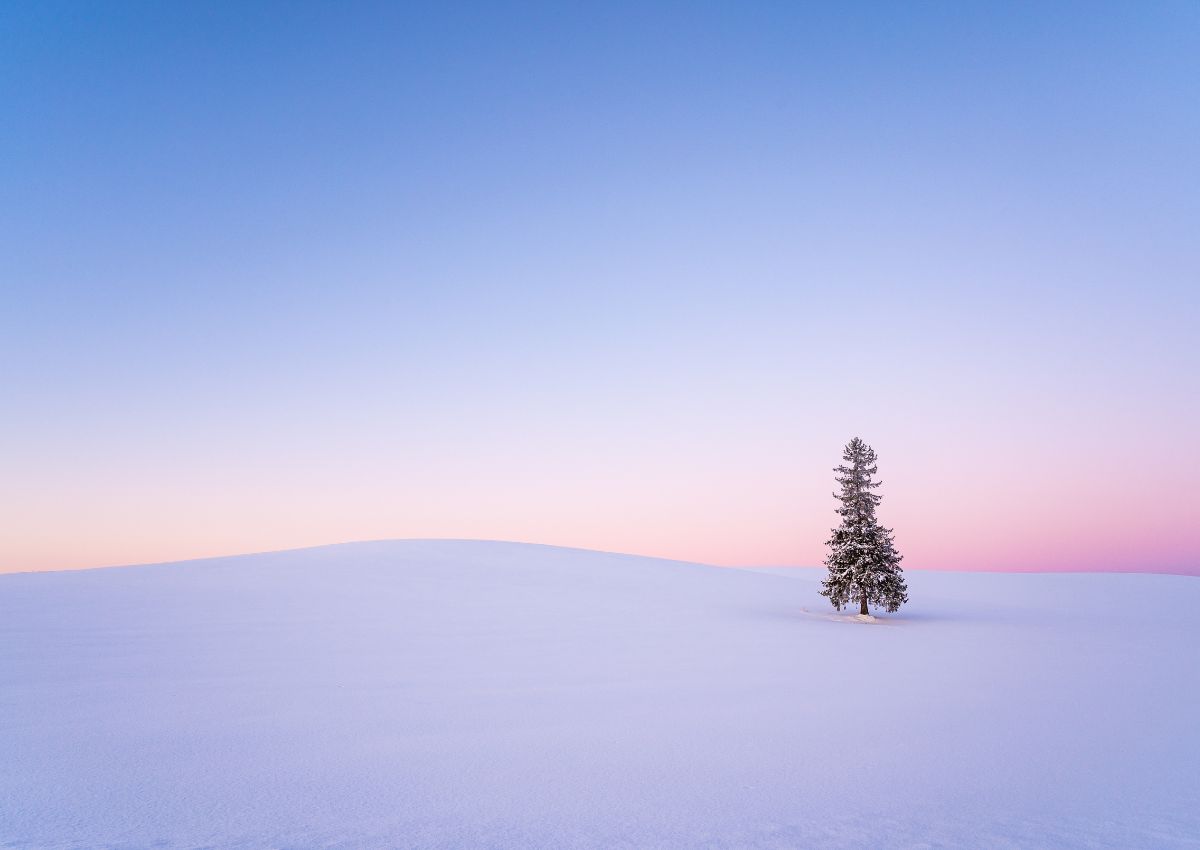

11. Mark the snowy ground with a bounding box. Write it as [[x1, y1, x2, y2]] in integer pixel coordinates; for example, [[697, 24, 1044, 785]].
[[1, 540, 1197, 849]]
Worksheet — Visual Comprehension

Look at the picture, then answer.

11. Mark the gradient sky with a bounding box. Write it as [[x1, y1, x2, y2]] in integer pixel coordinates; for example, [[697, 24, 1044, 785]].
[[2, 1, 1197, 574]]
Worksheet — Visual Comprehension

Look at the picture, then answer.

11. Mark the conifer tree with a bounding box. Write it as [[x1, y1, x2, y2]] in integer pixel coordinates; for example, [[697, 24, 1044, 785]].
[[820, 437, 908, 616]]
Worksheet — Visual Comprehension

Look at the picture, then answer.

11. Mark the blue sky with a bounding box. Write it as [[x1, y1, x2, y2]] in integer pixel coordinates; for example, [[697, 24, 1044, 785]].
[[2, 1, 1197, 572]]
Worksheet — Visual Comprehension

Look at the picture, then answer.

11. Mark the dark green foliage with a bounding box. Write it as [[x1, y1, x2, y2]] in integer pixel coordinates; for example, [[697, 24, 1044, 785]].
[[820, 438, 908, 615]]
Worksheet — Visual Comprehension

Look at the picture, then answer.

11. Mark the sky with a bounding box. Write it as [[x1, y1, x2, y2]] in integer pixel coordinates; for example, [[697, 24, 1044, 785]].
[[1, 1, 1197, 574]]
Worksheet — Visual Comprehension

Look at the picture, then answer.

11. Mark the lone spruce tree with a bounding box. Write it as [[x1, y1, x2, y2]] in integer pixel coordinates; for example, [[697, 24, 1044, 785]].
[[820, 437, 908, 616]]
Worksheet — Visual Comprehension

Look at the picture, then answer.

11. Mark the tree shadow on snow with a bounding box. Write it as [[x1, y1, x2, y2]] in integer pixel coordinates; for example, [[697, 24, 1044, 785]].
[[742, 604, 975, 626]]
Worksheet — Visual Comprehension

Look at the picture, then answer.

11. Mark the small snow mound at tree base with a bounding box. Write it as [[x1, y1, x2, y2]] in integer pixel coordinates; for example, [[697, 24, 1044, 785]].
[[796, 606, 890, 625]]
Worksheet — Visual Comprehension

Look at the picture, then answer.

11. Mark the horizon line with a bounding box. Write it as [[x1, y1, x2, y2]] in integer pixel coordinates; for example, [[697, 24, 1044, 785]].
[[2, 537, 1195, 579]]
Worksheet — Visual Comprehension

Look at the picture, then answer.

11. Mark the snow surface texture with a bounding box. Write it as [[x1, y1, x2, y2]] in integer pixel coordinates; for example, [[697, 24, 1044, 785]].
[[2, 540, 1197, 850]]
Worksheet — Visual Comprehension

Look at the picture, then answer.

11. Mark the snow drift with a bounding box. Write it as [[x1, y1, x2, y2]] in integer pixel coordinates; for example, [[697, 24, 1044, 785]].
[[1, 540, 1196, 849]]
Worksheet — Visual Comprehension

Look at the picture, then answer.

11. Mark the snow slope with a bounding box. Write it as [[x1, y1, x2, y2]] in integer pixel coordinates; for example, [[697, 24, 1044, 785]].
[[1, 540, 1197, 849]]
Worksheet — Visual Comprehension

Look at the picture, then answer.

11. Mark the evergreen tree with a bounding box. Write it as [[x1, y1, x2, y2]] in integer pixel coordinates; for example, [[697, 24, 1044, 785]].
[[820, 437, 908, 615]]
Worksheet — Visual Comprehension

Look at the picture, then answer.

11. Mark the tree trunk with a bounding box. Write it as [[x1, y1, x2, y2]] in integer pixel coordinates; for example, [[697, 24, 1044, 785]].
[[859, 595, 869, 616]]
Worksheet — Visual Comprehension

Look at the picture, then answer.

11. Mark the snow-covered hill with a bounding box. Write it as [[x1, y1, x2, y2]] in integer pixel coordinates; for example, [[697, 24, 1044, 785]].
[[1, 540, 1196, 849]]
